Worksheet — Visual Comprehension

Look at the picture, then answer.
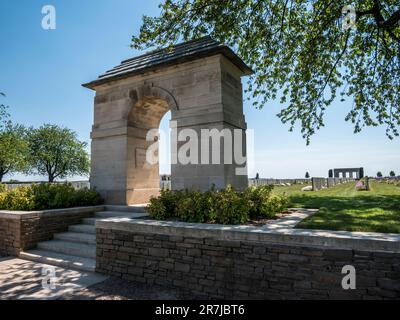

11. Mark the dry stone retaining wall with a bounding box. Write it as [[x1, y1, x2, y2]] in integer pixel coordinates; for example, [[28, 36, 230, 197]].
[[0, 216, 21, 256], [96, 219, 400, 300]]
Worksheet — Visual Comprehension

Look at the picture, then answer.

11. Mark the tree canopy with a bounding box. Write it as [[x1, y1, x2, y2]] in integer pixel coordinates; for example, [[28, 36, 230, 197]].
[[0, 92, 9, 130], [0, 123, 29, 182], [132, 0, 400, 143], [27, 124, 90, 182]]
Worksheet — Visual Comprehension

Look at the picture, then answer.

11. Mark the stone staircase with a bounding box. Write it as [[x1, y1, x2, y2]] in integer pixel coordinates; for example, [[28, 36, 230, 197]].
[[19, 206, 148, 272]]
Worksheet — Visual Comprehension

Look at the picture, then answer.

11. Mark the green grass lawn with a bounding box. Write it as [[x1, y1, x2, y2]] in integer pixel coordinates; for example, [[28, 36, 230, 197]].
[[273, 181, 400, 234]]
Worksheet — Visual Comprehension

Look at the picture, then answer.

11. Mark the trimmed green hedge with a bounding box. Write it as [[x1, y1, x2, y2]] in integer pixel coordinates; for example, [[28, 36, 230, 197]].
[[0, 183, 103, 211], [147, 185, 288, 225]]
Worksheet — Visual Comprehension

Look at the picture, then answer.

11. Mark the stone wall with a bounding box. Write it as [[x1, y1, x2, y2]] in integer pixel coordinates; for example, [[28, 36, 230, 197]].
[[0, 206, 102, 256], [4, 181, 90, 191], [0, 216, 21, 256], [96, 220, 400, 300]]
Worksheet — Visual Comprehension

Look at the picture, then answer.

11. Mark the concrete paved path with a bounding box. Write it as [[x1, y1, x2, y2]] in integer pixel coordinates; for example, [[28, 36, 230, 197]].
[[262, 208, 319, 230], [0, 257, 107, 300]]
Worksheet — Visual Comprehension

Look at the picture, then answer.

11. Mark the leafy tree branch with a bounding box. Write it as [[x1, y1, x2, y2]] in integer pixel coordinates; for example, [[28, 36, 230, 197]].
[[132, 0, 400, 144]]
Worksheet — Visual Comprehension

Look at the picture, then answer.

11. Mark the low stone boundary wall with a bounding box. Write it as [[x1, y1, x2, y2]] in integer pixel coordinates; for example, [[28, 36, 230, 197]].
[[0, 206, 103, 255], [96, 219, 400, 300], [4, 180, 90, 191]]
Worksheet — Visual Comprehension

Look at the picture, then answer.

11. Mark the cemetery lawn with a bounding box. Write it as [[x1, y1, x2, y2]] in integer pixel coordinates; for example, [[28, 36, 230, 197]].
[[273, 181, 400, 234]]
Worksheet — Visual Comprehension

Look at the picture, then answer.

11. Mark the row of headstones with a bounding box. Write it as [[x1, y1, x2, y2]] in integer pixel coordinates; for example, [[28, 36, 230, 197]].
[[312, 177, 355, 191], [248, 178, 310, 187], [160, 178, 311, 190]]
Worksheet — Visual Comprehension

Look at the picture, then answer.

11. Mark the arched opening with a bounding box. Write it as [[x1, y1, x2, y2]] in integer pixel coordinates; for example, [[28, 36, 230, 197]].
[[125, 95, 171, 204], [159, 111, 171, 189], [128, 96, 170, 128]]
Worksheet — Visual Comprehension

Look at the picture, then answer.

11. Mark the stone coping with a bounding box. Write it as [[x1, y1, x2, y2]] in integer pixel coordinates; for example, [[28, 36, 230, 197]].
[[96, 217, 400, 253], [0, 206, 105, 220]]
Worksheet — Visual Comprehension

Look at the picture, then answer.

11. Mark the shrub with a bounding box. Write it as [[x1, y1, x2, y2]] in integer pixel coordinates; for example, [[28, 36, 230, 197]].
[[176, 190, 210, 223], [245, 185, 274, 217], [73, 187, 103, 207], [146, 184, 288, 225], [0, 183, 103, 211], [244, 185, 288, 218], [0, 187, 35, 211], [159, 188, 182, 216], [258, 194, 288, 218], [0, 192, 5, 209], [211, 185, 249, 224], [0, 183, 6, 193], [147, 189, 183, 220], [31, 183, 75, 209], [147, 196, 168, 220]]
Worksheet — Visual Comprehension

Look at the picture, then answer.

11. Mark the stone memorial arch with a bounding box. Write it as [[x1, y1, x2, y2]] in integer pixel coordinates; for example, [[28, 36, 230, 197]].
[[83, 37, 253, 205], [329, 167, 364, 179]]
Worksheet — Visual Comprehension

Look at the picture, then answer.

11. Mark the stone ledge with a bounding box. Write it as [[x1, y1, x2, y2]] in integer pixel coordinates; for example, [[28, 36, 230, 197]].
[[0, 206, 105, 220], [96, 218, 400, 253]]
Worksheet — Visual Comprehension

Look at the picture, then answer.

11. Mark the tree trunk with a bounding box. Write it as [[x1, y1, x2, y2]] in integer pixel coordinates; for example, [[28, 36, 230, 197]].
[[0, 168, 5, 182], [48, 174, 54, 183]]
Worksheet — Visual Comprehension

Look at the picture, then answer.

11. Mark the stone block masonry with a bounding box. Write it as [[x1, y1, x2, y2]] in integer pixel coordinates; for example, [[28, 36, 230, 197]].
[[0, 206, 103, 256], [96, 219, 400, 300], [0, 216, 20, 256], [84, 37, 253, 205]]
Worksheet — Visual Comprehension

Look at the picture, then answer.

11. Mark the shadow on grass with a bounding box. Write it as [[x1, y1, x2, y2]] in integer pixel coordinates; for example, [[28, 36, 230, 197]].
[[290, 193, 400, 210], [292, 194, 400, 234]]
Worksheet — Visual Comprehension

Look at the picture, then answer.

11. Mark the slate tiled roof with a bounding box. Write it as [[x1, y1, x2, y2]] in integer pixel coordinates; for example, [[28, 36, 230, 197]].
[[83, 36, 253, 89]]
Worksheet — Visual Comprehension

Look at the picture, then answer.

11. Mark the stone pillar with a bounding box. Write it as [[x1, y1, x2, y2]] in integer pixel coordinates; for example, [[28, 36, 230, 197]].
[[171, 56, 248, 191], [90, 90, 134, 205], [334, 170, 340, 178], [359, 167, 364, 179]]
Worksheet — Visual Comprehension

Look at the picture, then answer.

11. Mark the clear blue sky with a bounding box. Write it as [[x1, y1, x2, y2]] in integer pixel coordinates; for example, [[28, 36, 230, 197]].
[[1, 0, 399, 181]]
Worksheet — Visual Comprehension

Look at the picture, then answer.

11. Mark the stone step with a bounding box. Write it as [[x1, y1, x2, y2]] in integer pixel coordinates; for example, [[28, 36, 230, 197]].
[[82, 217, 99, 225], [94, 211, 149, 219], [104, 205, 147, 213], [54, 232, 96, 245], [19, 250, 96, 272], [37, 240, 96, 259], [69, 224, 96, 234]]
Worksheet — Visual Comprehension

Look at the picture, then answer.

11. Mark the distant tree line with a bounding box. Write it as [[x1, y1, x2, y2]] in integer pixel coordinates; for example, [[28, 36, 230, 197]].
[[376, 171, 397, 178], [0, 93, 90, 182]]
